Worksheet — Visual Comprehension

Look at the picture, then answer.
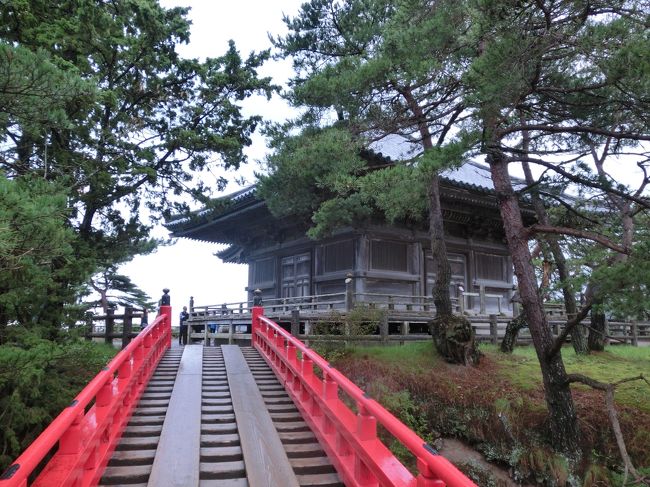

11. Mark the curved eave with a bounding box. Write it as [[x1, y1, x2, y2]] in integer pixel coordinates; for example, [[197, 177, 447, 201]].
[[167, 199, 265, 242], [216, 245, 246, 263], [165, 187, 258, 231], [441, 182, 535, 217]]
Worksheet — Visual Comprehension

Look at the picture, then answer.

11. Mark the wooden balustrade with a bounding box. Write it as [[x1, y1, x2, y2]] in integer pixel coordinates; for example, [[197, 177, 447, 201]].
[[187, 291, 649, 347], [85, 307, 149, 349]]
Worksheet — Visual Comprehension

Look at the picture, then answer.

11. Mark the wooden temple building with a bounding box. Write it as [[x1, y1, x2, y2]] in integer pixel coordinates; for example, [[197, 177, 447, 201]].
[[165, 152, 532, 338]]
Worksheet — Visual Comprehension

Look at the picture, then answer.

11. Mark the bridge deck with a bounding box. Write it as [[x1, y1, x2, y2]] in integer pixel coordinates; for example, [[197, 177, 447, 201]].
[[99, 344, 343, 487]]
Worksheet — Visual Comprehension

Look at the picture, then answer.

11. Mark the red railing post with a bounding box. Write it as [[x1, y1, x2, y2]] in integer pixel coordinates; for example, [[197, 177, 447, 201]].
[[356, 405, 377, 441], [252, 305, 263, 348], [159, 304, 172, 348], [286, 342, 297, 365], [323, 373, 338, 402], [59, 411, 83, 455], [416, 458, 446, 487]]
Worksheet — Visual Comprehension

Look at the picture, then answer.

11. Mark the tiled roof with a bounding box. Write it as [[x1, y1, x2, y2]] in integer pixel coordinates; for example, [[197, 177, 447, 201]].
[[368, 134, 526, 192], [166, 185, 256, 227], [166, 136, 525, 230]]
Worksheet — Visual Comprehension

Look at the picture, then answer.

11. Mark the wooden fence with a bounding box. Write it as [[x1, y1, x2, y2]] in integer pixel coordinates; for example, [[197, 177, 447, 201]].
[[186, 308, 649, 347], [84, 306, 148, 349]]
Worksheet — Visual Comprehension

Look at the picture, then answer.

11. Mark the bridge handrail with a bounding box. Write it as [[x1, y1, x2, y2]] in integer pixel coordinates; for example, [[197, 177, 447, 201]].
[[253, 308, 476, 487], [0, 307, 172, 487]]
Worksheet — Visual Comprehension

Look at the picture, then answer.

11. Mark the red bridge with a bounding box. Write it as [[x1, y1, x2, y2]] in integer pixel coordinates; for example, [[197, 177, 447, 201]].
[[0, 306, 476, 487]]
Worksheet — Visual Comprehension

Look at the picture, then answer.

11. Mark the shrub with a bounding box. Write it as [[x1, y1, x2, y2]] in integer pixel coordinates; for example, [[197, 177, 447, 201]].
[[0, 328, 116, 472]]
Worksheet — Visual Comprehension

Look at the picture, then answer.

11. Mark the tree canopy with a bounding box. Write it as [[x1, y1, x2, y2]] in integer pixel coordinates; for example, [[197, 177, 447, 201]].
[[0, 0, 276, 330]]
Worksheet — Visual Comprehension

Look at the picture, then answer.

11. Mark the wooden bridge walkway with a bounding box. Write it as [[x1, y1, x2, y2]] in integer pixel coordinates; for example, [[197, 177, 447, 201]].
[[0, 306, 476, 487], [100, 344, 342, 486]]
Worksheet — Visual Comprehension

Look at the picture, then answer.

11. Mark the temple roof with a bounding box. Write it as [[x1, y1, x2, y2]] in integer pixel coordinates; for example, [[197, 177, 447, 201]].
[[164, 151, 530, 262], [165, 160, 509, 231]]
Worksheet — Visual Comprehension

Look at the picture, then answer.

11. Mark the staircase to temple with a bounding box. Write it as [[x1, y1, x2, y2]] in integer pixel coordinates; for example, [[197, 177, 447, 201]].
[[98, 345, 343, 487]]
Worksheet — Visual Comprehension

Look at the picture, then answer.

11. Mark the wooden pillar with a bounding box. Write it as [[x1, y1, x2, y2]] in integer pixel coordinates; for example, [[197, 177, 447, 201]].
[[84, 311, 94, 341], [304, 320, 311, 347], [479, 284, 486, 315], [122, 306, 133, 349], [345, 273, 355, 311], [229, 319, 234, 345], [400, 321, 411, 335], [380, 313, 389, 344], [489, 314, 498, 345], [291, 309, 300, 337], [105, 308, 115, 346], [512, 301, 520, 318], [631, 320, 639, 347]]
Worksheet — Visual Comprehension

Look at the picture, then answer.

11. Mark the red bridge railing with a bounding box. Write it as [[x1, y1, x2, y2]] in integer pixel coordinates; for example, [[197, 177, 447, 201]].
[[0, 306, 172, 487], [251, 306, 476, 487]]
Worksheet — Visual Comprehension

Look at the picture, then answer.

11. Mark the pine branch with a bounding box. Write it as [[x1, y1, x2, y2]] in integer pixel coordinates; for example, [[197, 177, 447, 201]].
[[525, 224, 628, 254]]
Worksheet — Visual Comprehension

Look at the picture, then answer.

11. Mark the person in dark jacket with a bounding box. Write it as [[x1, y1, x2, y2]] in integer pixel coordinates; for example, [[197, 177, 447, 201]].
[[179, 306, 189, 345]]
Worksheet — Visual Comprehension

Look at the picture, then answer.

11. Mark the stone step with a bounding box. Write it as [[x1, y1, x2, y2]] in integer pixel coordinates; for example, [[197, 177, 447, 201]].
[[284, 442, 326, 459], [200, 446, 243, 462], [199, 478, 248, 487], [108, 449, 156, 467], [121, 424, 163, 437], [291, 456, 337, 476], [297, 472, 345, 487], [199, 460, 246, 480], [201, 433, 241, 447], [275, 421, 311, 433], [114, 437, 159, 451], [201, 423, 238, 435], [100, 464, 151, 484]]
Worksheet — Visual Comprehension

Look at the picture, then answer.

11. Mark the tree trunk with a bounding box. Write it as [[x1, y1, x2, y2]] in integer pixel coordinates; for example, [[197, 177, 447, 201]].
[[488, 151, 580, 454], [500, 313, 527, 353], [548, 239, 588, 354], [521, 159, 588, 354], [402, 81, 480, 365], [428, 174, 452, 317], [427, 175, 480, 365], [430, 314, 480, 365], [588, 306, 607, 352]]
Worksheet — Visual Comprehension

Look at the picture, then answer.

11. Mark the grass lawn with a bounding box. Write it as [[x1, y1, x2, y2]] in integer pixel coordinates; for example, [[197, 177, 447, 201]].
[[348, 341, 650, 411], [479, 344, 650, 412]]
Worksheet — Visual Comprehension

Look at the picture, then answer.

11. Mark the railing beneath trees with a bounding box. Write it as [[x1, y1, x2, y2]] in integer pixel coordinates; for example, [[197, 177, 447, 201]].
[[0, 307, 171, 487]]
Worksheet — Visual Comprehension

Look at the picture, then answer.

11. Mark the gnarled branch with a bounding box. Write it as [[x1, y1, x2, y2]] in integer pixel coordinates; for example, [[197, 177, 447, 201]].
[[566, 374, 649, 485], [525, 224, 628, 254]]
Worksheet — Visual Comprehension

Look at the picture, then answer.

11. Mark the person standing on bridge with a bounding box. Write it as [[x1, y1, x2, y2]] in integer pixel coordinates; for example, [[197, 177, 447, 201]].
[[179, 306, 189, 345]]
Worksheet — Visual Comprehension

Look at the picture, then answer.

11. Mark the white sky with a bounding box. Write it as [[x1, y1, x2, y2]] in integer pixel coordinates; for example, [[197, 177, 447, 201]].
[[121, 1, 305, 318]]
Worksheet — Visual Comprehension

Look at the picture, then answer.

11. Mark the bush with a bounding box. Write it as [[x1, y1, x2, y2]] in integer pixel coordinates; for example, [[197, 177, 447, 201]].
[[311, 305, 385, 336], [0, 328, 116, 472]]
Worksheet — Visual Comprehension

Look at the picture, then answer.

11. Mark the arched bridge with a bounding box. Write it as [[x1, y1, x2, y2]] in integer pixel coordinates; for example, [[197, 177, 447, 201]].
[[0, 306, 476, 487]]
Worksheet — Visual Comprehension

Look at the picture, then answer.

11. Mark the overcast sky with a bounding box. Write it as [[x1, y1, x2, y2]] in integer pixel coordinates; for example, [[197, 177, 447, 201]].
[[121, 1, 305, 318]]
